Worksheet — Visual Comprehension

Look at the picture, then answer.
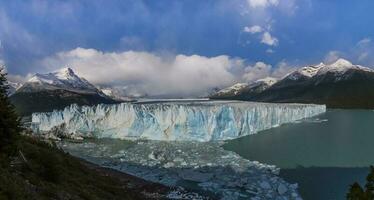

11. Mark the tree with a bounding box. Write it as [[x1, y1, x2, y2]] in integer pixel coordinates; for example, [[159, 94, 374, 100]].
[[0, 67, 21, 154], [347, 182, 365, 200], [348, 166, 374, 200]]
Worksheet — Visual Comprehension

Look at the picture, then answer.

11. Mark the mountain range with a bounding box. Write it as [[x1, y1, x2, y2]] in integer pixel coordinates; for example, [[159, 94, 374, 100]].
[[8, 58, 374, 115], [210, 59, 374, 109], [10, 67, 117, 115]]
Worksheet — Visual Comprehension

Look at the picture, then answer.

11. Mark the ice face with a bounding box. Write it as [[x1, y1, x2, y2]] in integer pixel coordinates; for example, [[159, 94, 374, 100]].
[[31, 101, 326, 141]]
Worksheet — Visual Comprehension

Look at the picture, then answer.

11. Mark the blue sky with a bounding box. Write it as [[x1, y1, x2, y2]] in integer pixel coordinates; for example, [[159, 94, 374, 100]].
[[1, 0, 374, 96]]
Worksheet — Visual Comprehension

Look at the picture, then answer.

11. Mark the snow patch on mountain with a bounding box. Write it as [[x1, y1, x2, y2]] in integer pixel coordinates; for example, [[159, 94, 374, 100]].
[[284, 58, 373, 81], [7, 81, 22, 95], [213, 77, 277, 97], [215, 83, 249, 96], [285, 63, 324, 81], [99, 87, 134, 101], [20, 67, 102, 94], [317, 58, 373, 75], [254, 77, 278, 86]]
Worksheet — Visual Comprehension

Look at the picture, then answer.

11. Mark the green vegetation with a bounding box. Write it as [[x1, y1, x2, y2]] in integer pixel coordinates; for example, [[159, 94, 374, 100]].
[[347, 167, 374, 200], [0, 136, 160, 200], [0, 68, 165, 200], [0, 68, 21, 155]]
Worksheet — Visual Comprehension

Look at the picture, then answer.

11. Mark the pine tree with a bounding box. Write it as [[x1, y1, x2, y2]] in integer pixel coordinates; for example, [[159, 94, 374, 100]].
[[347, 167, 374, 200], [364, 166, 374, 199], [347, 182, 365, 200], [0, 67, 21, 154]]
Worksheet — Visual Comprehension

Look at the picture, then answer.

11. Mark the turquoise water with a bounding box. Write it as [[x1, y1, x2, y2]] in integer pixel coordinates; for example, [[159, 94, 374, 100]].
[[224, 109, 374, 200]]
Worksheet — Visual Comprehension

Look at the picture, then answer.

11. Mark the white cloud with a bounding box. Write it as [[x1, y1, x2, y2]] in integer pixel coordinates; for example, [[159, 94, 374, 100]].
[[42, 48, 247, 97], [266, 49, 274, 54], [261, 32, 278, 46], [324, 51, 342, 63], [355, 38, 373, 63], [271, 60, 297, 78], [243, 25, 263, 34], [357, 38, 371, 47], [41, 48, 296, 96], [242, 62, 272, 82], [358, 52, 369, 62], [247, 0, 279, 8]]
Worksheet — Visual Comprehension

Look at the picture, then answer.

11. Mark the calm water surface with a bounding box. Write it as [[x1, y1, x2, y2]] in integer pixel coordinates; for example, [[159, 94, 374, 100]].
[[224, 109, 374, 200]]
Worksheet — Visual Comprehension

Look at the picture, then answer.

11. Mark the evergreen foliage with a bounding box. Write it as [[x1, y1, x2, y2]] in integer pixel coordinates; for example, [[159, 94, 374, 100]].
[[0, 67, 21, 154], [348, 166, 374, 200]]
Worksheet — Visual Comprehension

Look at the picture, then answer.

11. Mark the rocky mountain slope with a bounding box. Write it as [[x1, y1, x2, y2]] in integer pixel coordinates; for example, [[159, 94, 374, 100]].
[[210, 77, 278, 100], [10, 68, 117, 115], [210, 59, 374, 109]]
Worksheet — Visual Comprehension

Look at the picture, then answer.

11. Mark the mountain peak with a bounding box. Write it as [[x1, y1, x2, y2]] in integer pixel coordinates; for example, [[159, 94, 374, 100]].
[[55, 67, 77, 80], [330, 58, 352, 67], [58, 67, 74, 74], [20, 67, 100, 94]]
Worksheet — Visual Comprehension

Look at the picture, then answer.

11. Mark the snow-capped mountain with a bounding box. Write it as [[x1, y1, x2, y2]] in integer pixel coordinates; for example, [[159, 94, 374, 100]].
[[211, 59, 374, 109], [284, 59, 373, 81], [316, 58, 373, 76], [284, 63, 324, 81], [214, 83, 249, 96], [10, 67, 117, 115], [18, 67, 100, 94], [253, 77, 278, 87], [7, 81, 22, 95], [210, 77, 277, 99], [99, 87, 135, 101]]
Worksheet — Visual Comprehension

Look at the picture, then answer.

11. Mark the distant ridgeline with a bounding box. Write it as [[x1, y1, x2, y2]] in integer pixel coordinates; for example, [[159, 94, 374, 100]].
[[10, 59, 374, 116], [210, 59, 374, 109], [10, 68, 117, 116]]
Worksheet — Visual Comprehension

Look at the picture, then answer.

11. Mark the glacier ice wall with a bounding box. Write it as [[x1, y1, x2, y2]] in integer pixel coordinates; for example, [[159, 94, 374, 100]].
[[31, 101, 326, 141]]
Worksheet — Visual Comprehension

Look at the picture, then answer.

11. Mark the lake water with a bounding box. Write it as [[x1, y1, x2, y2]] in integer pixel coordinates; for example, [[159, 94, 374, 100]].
[[224, 109, 374, 200]]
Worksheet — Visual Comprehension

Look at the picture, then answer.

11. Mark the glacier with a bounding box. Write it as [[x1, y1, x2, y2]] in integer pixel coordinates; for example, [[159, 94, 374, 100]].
[[31, 100, 326, 141]]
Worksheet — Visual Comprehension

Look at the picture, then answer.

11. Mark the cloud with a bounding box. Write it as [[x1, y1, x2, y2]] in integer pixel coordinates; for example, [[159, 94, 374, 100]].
[[41, 48, 246, 97], [261, 32, 278, 46], [40, 48, 298, 96], [242, 25, 279, 47], [271, 60, 297, 78], [242, 62, 272, 82], [1, 65, 29, 83], [358, 52, 369, 62], [266, 48, 274, 54], [243, 25, 263, 34], [324, 51, 343, 63], [241, 0, 301, 48], [242, 21, 279, 47], [355, 37, 373, 64], [247, 0, 279, 8], [357, 38, 371, 47]]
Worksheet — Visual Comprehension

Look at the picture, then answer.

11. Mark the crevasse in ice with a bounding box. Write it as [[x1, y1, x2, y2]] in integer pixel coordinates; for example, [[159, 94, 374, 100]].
[[31, 101, 326, 141]]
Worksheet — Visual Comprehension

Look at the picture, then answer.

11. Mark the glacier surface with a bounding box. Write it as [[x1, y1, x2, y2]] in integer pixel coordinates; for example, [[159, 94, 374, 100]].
[[31, 101, 326, 141]]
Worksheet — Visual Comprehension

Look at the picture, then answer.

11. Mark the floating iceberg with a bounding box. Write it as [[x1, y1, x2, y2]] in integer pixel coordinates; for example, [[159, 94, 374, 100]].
[[59, 139, 302, 200], [31, 101, 326, 141]]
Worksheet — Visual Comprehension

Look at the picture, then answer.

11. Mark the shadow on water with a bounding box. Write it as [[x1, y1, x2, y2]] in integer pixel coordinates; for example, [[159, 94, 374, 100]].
[[281, 167, 369, 200], [223, 109, 374, 200]]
